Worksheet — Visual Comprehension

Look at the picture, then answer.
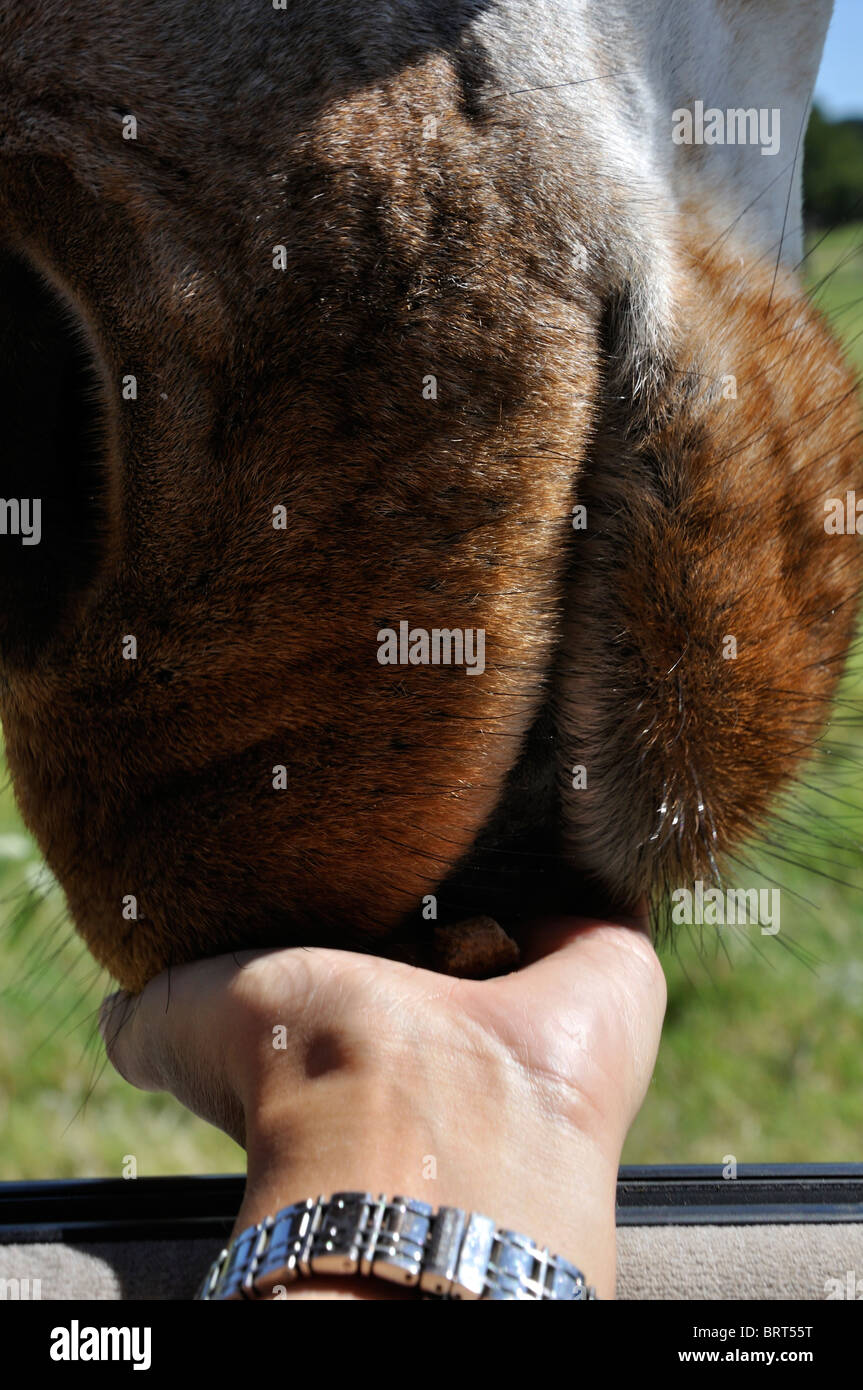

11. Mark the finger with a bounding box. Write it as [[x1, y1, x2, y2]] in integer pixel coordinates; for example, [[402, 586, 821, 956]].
[[501, 917, 667, 1089], [99, 954, 235, 1090], [98, 975, 176, 1092], [99, 960, 254, 1145], [517, 915, 665, 1025]]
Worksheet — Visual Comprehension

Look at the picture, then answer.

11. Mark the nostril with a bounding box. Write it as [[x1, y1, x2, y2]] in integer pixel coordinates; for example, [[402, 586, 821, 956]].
[[0, 248, 113, 660]]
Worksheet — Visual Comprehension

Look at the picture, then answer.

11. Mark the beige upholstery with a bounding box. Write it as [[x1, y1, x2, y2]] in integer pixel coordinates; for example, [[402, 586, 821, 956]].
[[617, 1225, 863, 1300], [1, 1225, 861, 1299]]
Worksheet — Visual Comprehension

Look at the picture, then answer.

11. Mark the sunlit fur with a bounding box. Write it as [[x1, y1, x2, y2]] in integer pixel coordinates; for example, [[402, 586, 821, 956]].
[[0, 1, 858, 990]]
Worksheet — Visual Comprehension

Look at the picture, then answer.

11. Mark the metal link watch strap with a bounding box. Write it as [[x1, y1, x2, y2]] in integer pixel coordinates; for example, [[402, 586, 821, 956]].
[[196, 1192, 598, 1301]]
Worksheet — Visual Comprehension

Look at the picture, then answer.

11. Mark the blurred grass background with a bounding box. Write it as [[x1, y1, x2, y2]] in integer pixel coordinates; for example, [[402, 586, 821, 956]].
[[1, 224, 862, 1179]]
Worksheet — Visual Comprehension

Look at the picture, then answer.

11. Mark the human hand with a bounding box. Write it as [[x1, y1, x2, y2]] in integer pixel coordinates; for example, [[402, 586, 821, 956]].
[[100, 914, 666, 1299]]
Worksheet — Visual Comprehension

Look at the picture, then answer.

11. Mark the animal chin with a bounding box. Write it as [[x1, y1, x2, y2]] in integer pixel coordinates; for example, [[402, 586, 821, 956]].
[[427, 245, 863, 956], [557, 243, 863, 914]]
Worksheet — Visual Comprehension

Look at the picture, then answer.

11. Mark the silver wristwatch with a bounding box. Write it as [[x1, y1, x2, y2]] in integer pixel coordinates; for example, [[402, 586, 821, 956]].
[[196, 1191, 598, 1301]]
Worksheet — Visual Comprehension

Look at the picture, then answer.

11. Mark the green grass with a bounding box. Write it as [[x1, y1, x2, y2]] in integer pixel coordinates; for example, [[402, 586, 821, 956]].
[[2, 227, 863, 1178], [805, 222, 863, 378]]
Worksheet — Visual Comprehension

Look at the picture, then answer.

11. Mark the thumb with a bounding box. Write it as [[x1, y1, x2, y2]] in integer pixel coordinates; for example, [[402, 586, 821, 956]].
[[501, 914, 667, 1126], [517, 900, 650, 970]]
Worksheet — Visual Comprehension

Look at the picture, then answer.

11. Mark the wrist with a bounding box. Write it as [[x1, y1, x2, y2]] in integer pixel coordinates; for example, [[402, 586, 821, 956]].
[[232, 1014, 621, 1298]]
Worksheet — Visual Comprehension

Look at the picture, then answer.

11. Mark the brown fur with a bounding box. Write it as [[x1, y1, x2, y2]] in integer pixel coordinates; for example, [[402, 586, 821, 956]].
[[0, 6, 859, 990], [560, 238, 862, 906]]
